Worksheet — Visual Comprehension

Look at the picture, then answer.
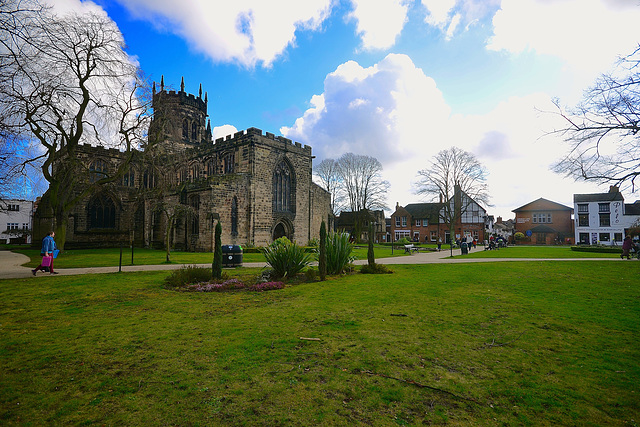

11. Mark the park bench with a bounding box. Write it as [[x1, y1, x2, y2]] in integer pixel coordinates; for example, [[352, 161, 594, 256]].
[[404, 244, 419, 254]]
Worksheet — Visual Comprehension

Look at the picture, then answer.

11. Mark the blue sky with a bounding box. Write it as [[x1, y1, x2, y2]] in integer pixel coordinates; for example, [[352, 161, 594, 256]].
[[56, 0, 640, 218]]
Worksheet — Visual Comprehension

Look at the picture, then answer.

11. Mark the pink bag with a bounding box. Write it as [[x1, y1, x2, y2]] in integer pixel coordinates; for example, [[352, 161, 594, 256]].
[[42, 255, 52, 267]]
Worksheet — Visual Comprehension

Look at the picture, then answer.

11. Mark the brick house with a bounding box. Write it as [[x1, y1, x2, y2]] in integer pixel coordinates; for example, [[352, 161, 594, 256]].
[[334, 209, 386, 242], [512, 198, 574, 244], [390, 187, 487, 244]]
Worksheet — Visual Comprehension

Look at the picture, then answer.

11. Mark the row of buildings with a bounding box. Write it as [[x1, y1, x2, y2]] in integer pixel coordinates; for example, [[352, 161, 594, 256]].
[[334, 185, 640, 246]]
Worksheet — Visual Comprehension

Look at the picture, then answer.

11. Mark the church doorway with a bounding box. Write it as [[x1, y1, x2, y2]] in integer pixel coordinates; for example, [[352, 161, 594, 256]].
[[272, 220, 292, 241]]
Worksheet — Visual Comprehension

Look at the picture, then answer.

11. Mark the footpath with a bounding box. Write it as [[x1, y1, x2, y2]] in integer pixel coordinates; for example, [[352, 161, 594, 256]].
[[0, 249, 623, 280]]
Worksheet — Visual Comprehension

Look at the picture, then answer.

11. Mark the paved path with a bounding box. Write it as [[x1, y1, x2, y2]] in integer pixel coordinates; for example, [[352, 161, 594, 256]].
[[0, 249, 625, 280]]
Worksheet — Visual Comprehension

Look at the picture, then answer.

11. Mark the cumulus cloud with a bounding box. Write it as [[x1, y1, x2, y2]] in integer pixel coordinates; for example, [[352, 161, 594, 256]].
[[487, 0, 640, 79], [281, 53, 450, 164], [212, 125, 238, 140], [347, 0, 410, 50], [115, 0, 333, 67]]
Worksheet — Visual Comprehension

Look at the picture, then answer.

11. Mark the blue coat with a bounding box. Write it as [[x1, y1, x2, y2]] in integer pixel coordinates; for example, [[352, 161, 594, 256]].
[[41, 235, 57, 254]]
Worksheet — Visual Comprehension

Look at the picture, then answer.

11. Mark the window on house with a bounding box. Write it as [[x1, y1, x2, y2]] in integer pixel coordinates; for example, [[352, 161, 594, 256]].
[[22, 223, 28, 229], [7, 204, 19, 211], [423, 219, 428, 227], [395, 217, 400, 227], [415, 219, 421, 227], [578, 214, 589, 227], [430, 231, 437, 241], [273, 161, 293, 212], [599, 233, 610, 242], [578, 204, 588, 213], [401, 216, 407, 227], [598, 203, 610, 213], [599, 213, 610, 227], [579, 233, 589, 244], [6, 223, 18, 230], [413, 232, 420, 241], [614, 233, 623, 242], [532, 213, 538, 223]]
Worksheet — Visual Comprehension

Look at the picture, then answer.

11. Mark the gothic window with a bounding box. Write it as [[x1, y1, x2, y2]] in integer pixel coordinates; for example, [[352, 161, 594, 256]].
[[273, 160, 294, 212], [182, 119, 189, 139], [191, 163, 200, 181], [191, 122, 197, 141], [122, 168, 135, 187], [143, 170, 155, 188], [88, 196, 116, 229], [89, 159, 107, 183], [189, 195, 200, 236], [224, 153, 235, 174], [231, 196, 238, 236], [206, 158, 216, 177]]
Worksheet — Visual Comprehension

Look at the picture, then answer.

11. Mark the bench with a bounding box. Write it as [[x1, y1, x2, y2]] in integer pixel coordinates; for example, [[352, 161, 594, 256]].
[[404, 244, 419, 254]]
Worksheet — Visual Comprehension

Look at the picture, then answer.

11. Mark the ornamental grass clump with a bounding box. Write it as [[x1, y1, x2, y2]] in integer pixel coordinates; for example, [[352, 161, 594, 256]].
[[325, 232, 354, 275], [164, 265, 213, 288], [188, 278, 246, 292], [262, 237, 312, 279]]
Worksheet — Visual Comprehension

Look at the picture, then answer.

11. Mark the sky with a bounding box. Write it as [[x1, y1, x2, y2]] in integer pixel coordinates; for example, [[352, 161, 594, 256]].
[[54, 0, 640, 219]]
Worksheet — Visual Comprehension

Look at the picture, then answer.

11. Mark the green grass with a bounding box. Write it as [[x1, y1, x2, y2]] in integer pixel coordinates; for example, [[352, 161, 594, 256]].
[[1, 262, 638, 425], [454, 245, 622, 259], [12, 245, 410, 269]]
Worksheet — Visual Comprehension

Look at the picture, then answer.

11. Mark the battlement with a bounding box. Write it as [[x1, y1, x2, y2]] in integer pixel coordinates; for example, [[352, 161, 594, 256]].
[[152, 76, 208, 116], [214, 127, 311, 154], [75, 143, 133, 157]]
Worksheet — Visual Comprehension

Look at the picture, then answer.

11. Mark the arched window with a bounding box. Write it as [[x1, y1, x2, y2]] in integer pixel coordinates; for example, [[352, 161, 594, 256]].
[[143, 170, 155, 188], [273, 160, 294, 212], [182, 119, 189, 139], [122, 168, 135, 187], [231, 196, 238, 236], [189, 195, 200, 237], [206, 158, 216, 177], [89, 159, 107, 183], [88, 196, 116, 229], [191, 122, 198, 141], [191, 163, 199, 181], [224, 153, 235, 174]]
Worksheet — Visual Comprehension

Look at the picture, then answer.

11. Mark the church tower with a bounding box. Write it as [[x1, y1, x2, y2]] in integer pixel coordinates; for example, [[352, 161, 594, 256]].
[[149, 76, 212, 150]]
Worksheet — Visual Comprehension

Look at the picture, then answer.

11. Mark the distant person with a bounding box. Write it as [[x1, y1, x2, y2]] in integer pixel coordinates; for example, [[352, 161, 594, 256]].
[[32, 231, 58, 275], [437, 237, 442, 251], [621, 235, 633, 260]]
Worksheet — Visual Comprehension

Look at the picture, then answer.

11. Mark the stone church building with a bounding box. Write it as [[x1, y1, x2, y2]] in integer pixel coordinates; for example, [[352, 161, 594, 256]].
[[34, 78, 331, 250]]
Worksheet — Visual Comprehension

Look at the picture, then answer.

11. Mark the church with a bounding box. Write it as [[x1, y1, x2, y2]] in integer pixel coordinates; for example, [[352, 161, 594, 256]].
[[34, 78, 331, 250]]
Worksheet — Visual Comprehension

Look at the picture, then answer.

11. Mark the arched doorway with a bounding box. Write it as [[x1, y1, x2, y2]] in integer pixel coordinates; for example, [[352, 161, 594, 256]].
[[272, 219, 292, 241]]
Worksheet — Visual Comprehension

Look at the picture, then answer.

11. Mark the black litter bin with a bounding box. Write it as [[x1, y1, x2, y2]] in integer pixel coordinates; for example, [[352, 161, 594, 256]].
[[221, 245, 243, 267], [460, 241, 468, 255]]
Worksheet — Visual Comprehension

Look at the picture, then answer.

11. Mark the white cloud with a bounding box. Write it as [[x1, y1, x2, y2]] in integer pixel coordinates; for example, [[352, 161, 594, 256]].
[[488, 0, 640, 80], [281, 53, 450, 164], [421, 0, 500, 39], [347, 0, 410, 50], [212, 125, 238, 140], [422, 0, 456, 28], [115, 0, 334, 67]]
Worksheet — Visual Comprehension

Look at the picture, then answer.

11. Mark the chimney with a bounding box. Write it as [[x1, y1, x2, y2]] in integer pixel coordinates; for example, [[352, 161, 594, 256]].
[[396, 202, 399, 209], [609, 186, 619, 193], [497, 216, 502, 224]]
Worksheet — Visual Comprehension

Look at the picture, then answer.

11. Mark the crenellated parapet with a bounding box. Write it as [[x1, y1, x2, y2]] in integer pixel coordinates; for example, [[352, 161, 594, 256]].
[[214, 127, 312, 155]]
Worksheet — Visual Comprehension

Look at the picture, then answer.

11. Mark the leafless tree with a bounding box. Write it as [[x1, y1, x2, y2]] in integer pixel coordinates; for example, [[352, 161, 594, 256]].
[[313, 158, 344, 215], [416, 146, 490, 255], [335, 152, 389, 212], [551, 46, 640, 192], [0, 0, 150, 249]]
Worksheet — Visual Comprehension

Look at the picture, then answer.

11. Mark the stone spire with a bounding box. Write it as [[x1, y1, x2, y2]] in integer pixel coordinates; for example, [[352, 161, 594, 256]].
[[199, 83, 203, 98], [180, 76, 185, 92], [160, 75, 164, 91]]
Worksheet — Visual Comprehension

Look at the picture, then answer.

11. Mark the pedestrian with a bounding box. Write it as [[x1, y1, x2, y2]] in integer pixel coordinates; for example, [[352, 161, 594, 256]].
[[621, 235, 633, 260], [32, 231, 59, 275], [437, 237, 442, 251]]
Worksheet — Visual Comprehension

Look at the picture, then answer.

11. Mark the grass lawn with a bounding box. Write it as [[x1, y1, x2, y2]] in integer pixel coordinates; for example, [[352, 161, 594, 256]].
[[0, 262, 637, 425], [453, 245, 622, 259], [9, 245, 409, 269]]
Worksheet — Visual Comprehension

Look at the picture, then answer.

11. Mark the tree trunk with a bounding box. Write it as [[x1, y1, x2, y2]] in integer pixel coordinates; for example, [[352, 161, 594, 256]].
[[165, 216, 173, 263]]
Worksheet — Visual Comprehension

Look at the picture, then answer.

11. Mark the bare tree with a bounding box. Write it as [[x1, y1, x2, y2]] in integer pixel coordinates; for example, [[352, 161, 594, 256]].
[[0, 0, 150, 249], [551, 46, 640, 192], [335, 152, 389, 212], [313, 158, 344, 215], [416, 146, 489, 256]]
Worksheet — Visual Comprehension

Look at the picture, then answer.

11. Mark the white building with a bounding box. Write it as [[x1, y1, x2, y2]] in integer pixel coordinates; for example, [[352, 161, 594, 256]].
[[0, 199, 34, 244], [574, 186, 640, 245]]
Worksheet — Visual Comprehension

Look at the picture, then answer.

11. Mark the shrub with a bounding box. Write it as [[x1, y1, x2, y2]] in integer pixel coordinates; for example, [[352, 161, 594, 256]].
[[325, 232, 354, 275], [514, 232, 525, 241], [360, 263, 393, 274], [212, 221, 222, 279], [570, 245, 621, 254], [396, 237, 411, 245], [262, 237, 312, 279], [164, 265, 214, 288], [319, 220, 327, 281], [249, 281, 285, 292]]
